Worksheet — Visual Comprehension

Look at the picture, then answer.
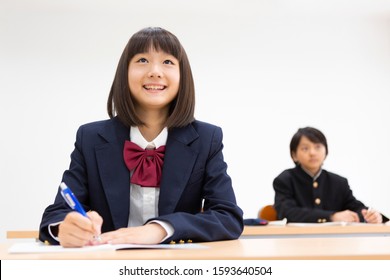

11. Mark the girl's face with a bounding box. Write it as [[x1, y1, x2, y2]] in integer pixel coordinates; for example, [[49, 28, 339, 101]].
[[128, 49, 180, 114], [292, 136, 327, 175]]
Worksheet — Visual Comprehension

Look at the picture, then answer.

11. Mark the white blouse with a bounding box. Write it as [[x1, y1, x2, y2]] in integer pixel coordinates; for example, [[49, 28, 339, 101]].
[[128, 126, 173, 240]]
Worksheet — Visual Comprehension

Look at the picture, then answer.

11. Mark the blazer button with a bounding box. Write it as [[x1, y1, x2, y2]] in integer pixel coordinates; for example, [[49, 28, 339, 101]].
[[317, 219, 322, 223], [179, 240, 185, 244], [314, 198, 321, 205], [187, 239, 193, 243], [170, 240, 176, 244], [313, 181, 318, 188]]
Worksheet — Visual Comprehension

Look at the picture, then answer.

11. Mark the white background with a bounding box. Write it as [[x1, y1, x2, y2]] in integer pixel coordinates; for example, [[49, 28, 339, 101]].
[[3, 260, 390, 280], [1, 0, 390, 242]]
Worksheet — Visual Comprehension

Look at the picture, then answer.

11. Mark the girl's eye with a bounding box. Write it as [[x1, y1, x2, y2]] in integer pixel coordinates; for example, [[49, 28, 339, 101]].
[[163, 59, 174, 65], [137, 58, 148, 63]]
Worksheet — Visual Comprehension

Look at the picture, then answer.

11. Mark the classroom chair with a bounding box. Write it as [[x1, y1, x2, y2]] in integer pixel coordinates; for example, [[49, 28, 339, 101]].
[[258, 205, 277, 221]]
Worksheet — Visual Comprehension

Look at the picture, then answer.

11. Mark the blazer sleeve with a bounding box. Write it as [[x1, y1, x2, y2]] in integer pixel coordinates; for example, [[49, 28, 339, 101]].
[[38, 124, 92, 245]]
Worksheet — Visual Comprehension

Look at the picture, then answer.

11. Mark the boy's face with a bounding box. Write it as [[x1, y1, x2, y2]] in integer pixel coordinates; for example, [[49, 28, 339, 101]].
[[292, 136, 327, 175]]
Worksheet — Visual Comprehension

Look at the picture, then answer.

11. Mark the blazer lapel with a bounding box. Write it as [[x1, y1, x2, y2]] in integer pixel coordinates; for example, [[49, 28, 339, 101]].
[[95, 118, 130, 229], [158, 124, 199, 215]]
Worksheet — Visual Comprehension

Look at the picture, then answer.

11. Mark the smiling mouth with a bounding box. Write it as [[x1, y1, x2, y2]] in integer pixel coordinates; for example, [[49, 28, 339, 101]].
[[143, 85, 166, 90]]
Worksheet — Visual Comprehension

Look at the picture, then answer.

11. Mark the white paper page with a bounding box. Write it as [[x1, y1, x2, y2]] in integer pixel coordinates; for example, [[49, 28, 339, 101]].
[[267, 218, 288, 226], [286, 222, 369, 227], [8, 242, 207, 254]]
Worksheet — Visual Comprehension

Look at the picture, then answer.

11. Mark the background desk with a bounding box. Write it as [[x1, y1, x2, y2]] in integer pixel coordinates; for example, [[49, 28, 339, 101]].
[[242, 224, 390, 238], [2, 236, 390, 260]]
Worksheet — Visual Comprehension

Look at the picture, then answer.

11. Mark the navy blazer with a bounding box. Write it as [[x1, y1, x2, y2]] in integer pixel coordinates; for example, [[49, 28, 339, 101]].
[[273, 165, 389, 223], [39, 117, 243, 244]]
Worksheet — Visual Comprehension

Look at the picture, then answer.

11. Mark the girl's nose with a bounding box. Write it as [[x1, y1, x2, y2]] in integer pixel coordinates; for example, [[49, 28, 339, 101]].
[[148, 64, 163, 78]]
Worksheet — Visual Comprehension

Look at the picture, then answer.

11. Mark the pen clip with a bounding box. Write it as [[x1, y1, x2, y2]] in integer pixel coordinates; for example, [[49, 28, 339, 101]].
[[61, 191, 76, 208], [60, 182, 76, 208], [59, 182, 87, 217]]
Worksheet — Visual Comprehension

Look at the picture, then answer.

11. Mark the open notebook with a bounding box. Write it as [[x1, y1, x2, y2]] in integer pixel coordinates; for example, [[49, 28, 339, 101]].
[[286, 222, 373, 227], [8, 242, 207, 254]]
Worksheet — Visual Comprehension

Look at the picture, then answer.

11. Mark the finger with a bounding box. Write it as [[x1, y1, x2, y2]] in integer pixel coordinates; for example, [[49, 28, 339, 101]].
[[59, 232, 90, 248], [87, 211, 103, 235], [377, 213, 383, 223], [367, 211, 382, 223], [60, 220, 95, 240], [100, 230, 122, 243], [66, 212, 95, 233], [101, 225, 165, 245], [365, 211, 375, 220], [58, 222, 94, 247], [363, 208, 376, 221], [351, 212, 360, 222], [100, 228, 137, 244]]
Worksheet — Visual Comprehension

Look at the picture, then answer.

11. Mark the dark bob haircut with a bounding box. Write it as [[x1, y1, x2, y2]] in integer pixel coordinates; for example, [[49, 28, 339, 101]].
[[107, 27, 195, 128], [290, 127, 328, 165]]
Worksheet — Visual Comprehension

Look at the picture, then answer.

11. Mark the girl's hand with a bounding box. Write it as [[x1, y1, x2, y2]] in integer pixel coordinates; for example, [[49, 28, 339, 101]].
[[100, 223, 166, 245], [58, 211, 103, 247]]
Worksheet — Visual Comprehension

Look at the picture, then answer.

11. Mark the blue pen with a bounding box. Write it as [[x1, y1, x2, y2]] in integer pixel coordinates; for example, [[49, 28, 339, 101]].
[[60, 182, 87, 217], [59, 182, 101, 242]]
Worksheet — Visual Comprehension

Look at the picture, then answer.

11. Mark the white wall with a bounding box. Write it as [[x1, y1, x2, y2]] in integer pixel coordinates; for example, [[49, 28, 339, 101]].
[[1, 0, 390, 242]]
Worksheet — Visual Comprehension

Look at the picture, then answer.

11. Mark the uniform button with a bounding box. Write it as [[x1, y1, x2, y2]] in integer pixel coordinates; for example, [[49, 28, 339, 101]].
[[170, 240, 176, 244], [313, 181, 318, 188], [187, 239, 193, 243], [322, 219, 327, 223], [317, 219, 322, 223], [315, 198, 321, 205], [179, 240, 185, 244]]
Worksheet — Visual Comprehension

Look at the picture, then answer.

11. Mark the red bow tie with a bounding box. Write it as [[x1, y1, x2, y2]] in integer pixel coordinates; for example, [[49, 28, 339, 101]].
[[123, 140, 166, 187]]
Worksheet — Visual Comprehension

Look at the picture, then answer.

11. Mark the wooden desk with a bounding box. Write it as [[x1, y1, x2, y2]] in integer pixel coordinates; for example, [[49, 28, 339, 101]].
[[6, 230, 39, 239], [242, 224, 390, 238], [9, 224, 390, 240], [2, 236, 390, 260]]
